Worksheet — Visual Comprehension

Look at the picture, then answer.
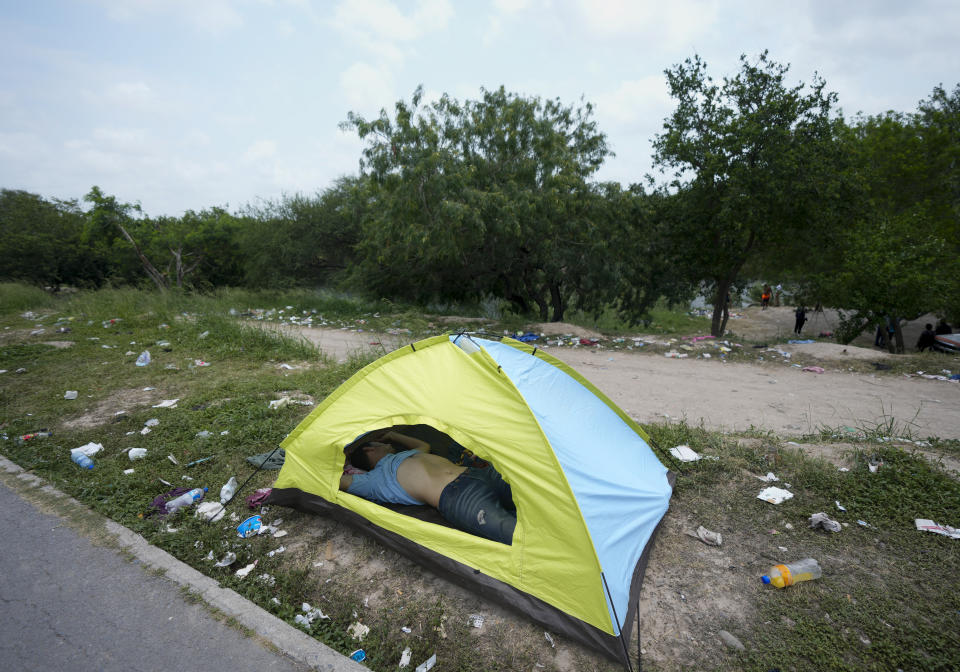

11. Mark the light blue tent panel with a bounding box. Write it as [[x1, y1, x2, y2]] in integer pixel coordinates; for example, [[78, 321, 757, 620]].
[[474, 337, 673, 634]]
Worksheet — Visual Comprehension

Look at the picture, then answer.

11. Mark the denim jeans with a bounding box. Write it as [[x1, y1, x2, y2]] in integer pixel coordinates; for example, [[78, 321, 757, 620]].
[[437, 467, 516, 544]]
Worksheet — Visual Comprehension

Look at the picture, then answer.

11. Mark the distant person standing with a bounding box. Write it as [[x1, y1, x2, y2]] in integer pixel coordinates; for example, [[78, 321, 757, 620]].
[[917, 323, 937, 352], [935, 318, 953, 335], [761, 285, 771, 310], [774, 284, 783, 307], [794, 306, 807, 335]]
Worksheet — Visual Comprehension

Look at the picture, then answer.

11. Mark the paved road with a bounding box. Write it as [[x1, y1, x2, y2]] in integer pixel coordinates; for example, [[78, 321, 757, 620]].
[[0, 459, 365, 672]]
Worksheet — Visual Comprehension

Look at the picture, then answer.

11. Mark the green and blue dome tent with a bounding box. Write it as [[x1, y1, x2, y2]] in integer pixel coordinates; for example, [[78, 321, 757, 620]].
[[268, 334, 674, 666]]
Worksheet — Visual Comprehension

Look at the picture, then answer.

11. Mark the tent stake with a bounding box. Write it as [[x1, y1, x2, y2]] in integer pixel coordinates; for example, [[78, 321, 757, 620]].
[[205, 444, 282, 524], [601, 571, 635, 672]]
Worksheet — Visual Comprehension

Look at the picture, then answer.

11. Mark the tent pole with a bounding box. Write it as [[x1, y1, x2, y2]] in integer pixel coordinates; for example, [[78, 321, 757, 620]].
[[601, 571, 635, 672], [205, 444, 282, 524]]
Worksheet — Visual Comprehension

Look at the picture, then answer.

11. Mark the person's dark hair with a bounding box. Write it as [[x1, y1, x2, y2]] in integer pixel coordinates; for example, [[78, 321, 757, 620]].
[[348, 443, 373, 471], [926, 323, 933, 330]]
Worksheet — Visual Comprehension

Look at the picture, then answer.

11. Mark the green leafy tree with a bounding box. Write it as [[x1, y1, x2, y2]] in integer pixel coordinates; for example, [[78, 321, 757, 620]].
[[812, 85, 960, 350], [653, 52, 843, 336], [343, 86, 612, 321]]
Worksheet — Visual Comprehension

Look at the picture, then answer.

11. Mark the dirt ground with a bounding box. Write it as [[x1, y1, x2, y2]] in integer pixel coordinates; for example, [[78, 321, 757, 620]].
[[288, 306, 960, 441]]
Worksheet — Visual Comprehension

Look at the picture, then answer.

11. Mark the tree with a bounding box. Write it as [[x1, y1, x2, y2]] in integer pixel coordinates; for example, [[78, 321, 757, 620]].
[[343, 86, 612, 321], [652, 52, 843, 336], [811, 85, 960, 349]]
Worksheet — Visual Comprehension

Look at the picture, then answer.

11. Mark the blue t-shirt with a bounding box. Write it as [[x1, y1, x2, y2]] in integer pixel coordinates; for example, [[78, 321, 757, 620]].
[[347, 449, 424, 506]]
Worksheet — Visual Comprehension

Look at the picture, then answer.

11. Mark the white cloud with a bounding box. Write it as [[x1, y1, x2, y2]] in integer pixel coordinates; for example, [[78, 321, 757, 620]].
[[593, 76, 671, 126], [104, 81, 156, 107], [97, 0, 244, 34], [333, 0, 453, 42], [574, 0, 719, 47], [243, 140, 278, 163], [340, 62, 396, 114]]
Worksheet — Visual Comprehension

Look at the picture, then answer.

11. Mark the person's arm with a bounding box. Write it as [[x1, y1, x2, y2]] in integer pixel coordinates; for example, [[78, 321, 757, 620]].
[[382, 430, 430, 453], [340, 472, 353, 490]]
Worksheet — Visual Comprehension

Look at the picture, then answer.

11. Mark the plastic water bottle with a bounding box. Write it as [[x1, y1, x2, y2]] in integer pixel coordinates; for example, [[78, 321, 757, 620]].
[[220, 476, 238, 504], [71, 451, 94, 469], [165, 487, 208, 514], [762, 558, 822, 588]]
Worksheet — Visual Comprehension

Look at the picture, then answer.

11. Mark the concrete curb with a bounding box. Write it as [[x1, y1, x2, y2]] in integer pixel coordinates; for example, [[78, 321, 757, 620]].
[[0, 454, 367, 672]]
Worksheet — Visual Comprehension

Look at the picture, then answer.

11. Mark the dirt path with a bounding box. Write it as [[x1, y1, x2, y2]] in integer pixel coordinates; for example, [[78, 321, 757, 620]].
[[285, 308, 960, 440]]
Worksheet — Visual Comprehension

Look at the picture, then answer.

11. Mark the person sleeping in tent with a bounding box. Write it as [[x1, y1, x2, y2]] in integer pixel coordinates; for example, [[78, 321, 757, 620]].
[[339, 429, 516, 544]]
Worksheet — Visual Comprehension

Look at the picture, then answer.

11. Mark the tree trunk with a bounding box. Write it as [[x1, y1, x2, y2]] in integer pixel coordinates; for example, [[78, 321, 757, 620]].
[[710, 279, 732, 337], [891, 317, 905, 354], [549, 282, 564, 322], [116, 223, 167, 291]]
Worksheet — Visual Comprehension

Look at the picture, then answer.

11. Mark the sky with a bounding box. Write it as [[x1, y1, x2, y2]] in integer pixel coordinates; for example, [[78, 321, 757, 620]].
[[1, 0, 958, 218]]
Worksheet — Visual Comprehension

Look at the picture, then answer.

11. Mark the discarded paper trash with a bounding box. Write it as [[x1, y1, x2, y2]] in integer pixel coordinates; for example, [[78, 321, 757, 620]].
[[348, 621, 370, 641], [757, 486, 794, 504], [73, 442, 103, 457], [415, 653, 437, 672], [195, 501, 225, 522], [694, 525, 723, 546], [809, 512, 842, 532], [64, 390, 78, 400], [128, 448, 147, 460], [670, 445, 701, 462], [915, 519, 960, 539], [213, 552, 237, 568], [399, 647, 412, 668]]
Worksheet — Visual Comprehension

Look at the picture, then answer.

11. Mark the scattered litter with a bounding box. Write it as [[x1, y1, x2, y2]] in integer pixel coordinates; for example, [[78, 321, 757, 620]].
[[399, 647, 412, 668], [192, 359, 210, 367], [401, 626, 412, 634], [198, 331, 210, 339], [246, 488, 272, 508], [757, 487, 794, 504], [809, 512, 842, 533], [167, 454, 179, 465], [915, 519, 960, 539], [802, 366, 825, 374], [64, 390, 78, 400], [348, 621, 370, 641], [295, 603, 330, 627], [72, 442, 103, 457], [259, 574, 276, 586], [838, 467, 850, 472], [145, 418, 159, 427], [778, 546, 788, 552], [415, 653, 437, 672], [135, 351, 151, 366], [235, 561, 258, 578], [835, 500, 847, 512], [692, 525, 723, 546], [185, 456, 213, 467], [758, 472, 779, 482], [468, 614, 484, 628], [213, 552, 237, 568], [869, 458, 883, 473], [220, 476, 238, 503], [272, 529, 288, 538], [269, 398, 289, 410], [279, 363, 299, 370], [196, 430, 212, 439], [670, 445, 701, 462], [140, 427, 151, 436], [237, 515, 263, 538], [349, 649, 366, 662], [544, 631, 555, 648], [128, 448, 147, 460], [123, 468, 135, 475], [857, 520, 875, 529], [267, 545, 286, 557], [152, 399, 179, 408], [195, 501, 225, 522]]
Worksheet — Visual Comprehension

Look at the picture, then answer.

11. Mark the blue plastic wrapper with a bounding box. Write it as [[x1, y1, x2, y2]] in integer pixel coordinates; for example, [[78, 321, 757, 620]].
[[237, 514, 262, 538], [350, 649, 366, 662]]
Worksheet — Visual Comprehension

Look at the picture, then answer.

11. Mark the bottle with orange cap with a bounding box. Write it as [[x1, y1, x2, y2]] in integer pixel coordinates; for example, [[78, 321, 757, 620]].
[[761, 558, 822, 588]]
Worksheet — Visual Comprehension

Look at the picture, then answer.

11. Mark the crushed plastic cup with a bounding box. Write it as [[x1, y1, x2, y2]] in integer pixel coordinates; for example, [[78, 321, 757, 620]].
[[237, 515, 263, 538]]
